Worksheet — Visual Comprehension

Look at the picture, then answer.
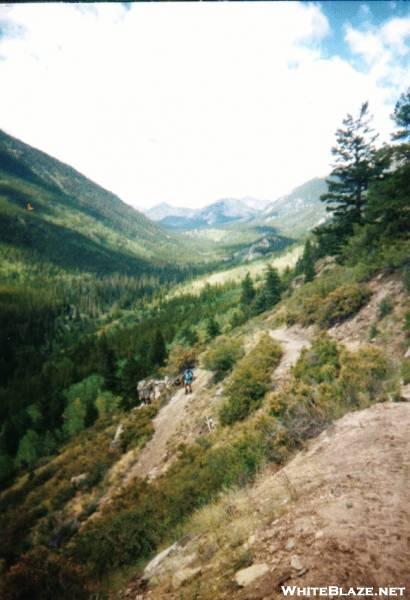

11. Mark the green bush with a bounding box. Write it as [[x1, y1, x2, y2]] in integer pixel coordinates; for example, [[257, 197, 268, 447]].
[[401, 359, 410, 385], [292, 335, 340, 384], [120, 405, 157, 452], [369, 323, 379, 340], [338, 346, 388, 406], [318, 284, 371, 327], [202, 336, 243, 381], [404, 311, 410, 334], [0, 547, 89, 600], [271, 341, 389, 449], [219, 334, 282, 425], [72, 431, 269, 575], [62, 375, 104, 438], [378, 297, 393, 319], [165, 344, 198, 375]]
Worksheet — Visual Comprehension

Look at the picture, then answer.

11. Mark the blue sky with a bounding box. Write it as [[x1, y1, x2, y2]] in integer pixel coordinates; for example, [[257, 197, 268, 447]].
[[0, 2, 409, 209], [321, 1, 407, 54]]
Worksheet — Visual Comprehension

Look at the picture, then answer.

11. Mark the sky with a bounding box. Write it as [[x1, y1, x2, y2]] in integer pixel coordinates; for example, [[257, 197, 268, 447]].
[[0, 1, 409, 210]]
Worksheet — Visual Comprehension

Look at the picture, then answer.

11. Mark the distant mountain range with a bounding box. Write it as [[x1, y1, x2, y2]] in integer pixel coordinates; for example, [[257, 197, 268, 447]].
[[144, 178, 328, 235], [145, 197, 269, 230], [260, 177, 328, 235]]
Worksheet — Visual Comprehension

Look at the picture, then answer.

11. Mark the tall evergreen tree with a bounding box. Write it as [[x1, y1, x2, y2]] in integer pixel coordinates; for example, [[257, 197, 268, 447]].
[[252, 265, 282, 315], [97, 334, 117, 392], [317, 102, 382, 251], [365, 89, 410, 237], [149, 330, 167, 367], [392, 88, 410, 141], [263, 265, 282, 307], [206, 318, 221, 339], [302, 240, 316, 282], [121, 356, 144, 407], [241, 273, 255, 307]]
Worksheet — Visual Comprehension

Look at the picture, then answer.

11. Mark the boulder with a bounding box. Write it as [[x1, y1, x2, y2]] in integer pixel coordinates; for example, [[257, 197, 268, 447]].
[[110, 423, 124, 449], [285, 538, 296, 551], [290, 555, 304, 571], [234, 563, 269, 587], [70, 473, 88, 487], [143, 542, 179, 579]]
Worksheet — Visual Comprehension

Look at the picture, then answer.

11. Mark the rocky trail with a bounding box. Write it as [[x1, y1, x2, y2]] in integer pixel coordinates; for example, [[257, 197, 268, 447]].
[[123, 368, 213, 484], [127, 326, 313, 484]]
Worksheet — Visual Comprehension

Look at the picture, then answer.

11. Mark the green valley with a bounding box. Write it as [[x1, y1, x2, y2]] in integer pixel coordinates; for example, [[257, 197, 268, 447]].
[[0, 78, 409, 600]]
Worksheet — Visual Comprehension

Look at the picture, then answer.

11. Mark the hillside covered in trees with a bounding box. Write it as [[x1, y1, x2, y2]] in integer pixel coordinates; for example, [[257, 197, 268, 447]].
[[0, 88, 409, 599]]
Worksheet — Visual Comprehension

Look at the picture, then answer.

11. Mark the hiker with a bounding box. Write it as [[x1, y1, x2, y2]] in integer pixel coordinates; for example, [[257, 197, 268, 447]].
[[183, 367, 193, 394]]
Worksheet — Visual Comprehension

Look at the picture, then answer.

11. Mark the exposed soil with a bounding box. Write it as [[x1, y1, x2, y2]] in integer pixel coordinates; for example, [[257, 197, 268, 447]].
[[134, 402, 410, 599], [123, 368, 213, 484], [328, 274, 406, 354], [268, 326, 313, 382]]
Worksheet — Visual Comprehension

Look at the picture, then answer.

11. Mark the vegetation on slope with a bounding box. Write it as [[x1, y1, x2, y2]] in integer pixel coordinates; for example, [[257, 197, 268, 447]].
[[0, 90, 409, 599]]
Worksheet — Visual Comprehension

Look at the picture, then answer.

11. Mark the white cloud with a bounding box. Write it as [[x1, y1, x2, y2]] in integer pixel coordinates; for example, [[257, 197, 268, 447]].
[[0, 2, 407, 209]]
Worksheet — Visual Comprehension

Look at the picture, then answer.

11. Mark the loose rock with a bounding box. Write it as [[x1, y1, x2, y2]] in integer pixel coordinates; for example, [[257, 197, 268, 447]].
[[172, 566, 201, 588], [290, 555, 304, 571], [235, 563, 269, 587]]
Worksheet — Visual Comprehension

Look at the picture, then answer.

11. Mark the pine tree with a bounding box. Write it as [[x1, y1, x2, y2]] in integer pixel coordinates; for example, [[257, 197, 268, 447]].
[[241, 273, 255, 307], [263, 265, 282, 307], [365, 90, 410, 237], [149, 330, 167, 367], [121, 356, 144, 407], [318, 102, 382, 250], [392, 88, 410, 141], [206, 318, 221, 339], [302, 240, 316, 282], [97, 334, 117, 392]]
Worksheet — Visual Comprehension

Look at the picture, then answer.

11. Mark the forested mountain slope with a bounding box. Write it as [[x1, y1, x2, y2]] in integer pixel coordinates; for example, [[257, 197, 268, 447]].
[[0, 129, 201, 274], [0, 92, 409, 600]]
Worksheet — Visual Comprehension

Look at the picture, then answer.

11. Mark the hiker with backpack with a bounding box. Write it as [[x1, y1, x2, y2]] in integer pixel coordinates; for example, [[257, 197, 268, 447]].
[[183, 367, 193, 394]]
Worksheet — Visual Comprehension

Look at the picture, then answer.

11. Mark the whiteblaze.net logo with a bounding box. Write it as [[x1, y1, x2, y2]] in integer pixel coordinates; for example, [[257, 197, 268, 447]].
[[281, 586, 406, 597]]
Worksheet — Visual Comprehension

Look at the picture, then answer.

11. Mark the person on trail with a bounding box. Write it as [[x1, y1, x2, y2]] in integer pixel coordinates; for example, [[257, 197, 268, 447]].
[[183, 367, 193, 394]]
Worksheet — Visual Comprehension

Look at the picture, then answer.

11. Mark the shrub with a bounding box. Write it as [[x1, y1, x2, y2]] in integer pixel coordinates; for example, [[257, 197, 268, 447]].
[[0, 547, 89, 600], [120, 405, 157, 452], [270, 340, 390, 449], [219, 335, 282, 425], [292, 335, 340, 384], [165, 344, 197, 375], [338, 346, 388, 406], [369, 323, 379, 340], [62, 375, 103, 438], [275, 382, 335, 448], [202, 336, 243, 381], [72, 431, 269, 576], [401, 359, 410, 385], [95, 390, 121, 418], [318, 284, 371, 327], [404, 311, 410, 334], [378, 297, 393, 319]]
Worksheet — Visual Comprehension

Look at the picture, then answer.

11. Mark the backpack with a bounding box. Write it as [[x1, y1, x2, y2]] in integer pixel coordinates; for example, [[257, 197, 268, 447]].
[[184, 369, 193, 383]]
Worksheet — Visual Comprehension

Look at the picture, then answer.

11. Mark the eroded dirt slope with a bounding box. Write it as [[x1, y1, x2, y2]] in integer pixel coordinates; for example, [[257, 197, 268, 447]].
[[123, 368, 213, 483], [133, 402, 410, 599]]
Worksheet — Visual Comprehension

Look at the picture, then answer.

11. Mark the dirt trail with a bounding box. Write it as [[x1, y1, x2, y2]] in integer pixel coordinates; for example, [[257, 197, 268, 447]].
[[120, 328, 311, 489], [233, 402, 410, 598], [123, 368, 213, 484], [134, 402, 410, 599], [268, 325, 312, 381], [124, 327, 312, 486]]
